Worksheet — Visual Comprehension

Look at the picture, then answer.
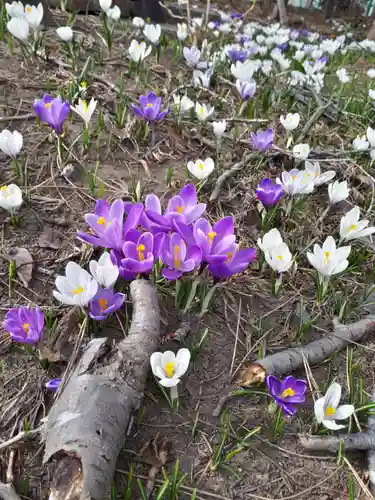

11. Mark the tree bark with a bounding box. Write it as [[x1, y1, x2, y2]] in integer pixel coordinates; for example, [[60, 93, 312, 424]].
[[276, 0, 288, 26], [43, 279, 160, 500]]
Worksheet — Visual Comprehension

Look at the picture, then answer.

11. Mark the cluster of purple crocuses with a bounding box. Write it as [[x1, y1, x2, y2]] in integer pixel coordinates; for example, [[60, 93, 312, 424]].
[[78, 184, 256, 280]]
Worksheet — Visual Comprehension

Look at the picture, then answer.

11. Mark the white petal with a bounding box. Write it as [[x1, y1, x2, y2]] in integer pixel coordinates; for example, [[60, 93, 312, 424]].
[[334, 404, 355, 420], [174, 348, 191, 378], [159, 377, 180, 387], [324, 382, 342, 412], [322, 419, 346, 430], [53, 290, 76, 305], [150, 352, 163, 378], [314, 396, 325, 423]]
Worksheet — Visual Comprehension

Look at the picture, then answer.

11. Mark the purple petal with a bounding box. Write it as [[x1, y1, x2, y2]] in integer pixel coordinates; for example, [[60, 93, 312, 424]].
[[145, 194, 161, 214], [162, 268, 183, 280], [179, 184, 197, 208]]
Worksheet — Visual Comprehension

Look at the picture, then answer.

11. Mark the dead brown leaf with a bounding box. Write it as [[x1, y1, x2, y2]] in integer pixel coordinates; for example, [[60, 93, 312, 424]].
[[7, 247, 33, 287], [38, 225, 63, 250]]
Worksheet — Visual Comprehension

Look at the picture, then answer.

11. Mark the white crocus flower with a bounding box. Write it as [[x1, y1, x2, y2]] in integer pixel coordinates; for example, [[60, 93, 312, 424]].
[[328, 180, 350, 204], [340, 206, 375, 242], [264, 242, 293, 273], [150, 348, 191, 389], [183, 46, 201, 67], [177, 22, 188, 41], [276, 169, 314, 196], [187, 158, 214, 180], [172, 94, 194, 114], [6, 1, 24, 17], [99, 0, 111, 12], [293, 49, 305, 61], [107, 5, 121, 20], [369, 89, 375, 100], [89, 252, 119, 288], [336, 68, 351, 83], [367, 68, 375, 78], [367, 127, 375, 148], [307, 236, 350, 277], [257, 228, 283, 254], [193, 69, 212, 88], [195, 102, 214, 122], [212, 120, 226, 137], [132, 17, 144, 28], [71, 98, 97, 127], [0, 130, 23, 158], [53, 261, 98, 307], [231, 60, 257, 82], [304, 161, 336, 186], [293, 143, 310, 161], [128, 39, 151, 62], [143, 24, 161, 45], [24, 3, 43, 30], [280, 113, 300, 131], [352, 135, 369, 151], [314, 382, 354, 430], [7, 17, 29, 41], [0, 184, 23, 213], [56, 26, 73, 42]]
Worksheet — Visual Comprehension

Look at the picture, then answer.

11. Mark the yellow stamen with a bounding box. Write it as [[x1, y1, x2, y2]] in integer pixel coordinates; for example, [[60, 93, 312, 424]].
[[291, 175, 296, 180], [0, 186, 7, 191], [176, 206, 184, 213], [348, 224, 357, 232], [147, 103, 153, 108], [137, 243, 145, 262], [72, 285, 84, 295], [82, 100, 88, 112], [23, 323, 30, 333], [25, 6, 31, 12], [173, 245, 181, 268], [45, 102, 51, 109], [277, 255, 283, 260], [225, 251, 233, 264], [325, 406, 336, 417], [324, 251, 330, 264], [164, 361, 175, 378], [207, 231, 216, 244], [80, 81, 87, 88], [97, 216, 106, 225], [197, 162, 205, 170], [280, 387, 295, 398], [98, 298, 108, 311]]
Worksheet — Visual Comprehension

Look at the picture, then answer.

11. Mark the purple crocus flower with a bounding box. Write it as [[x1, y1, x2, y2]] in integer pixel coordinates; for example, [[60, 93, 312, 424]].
[[208, 243, 256, 278], [266, 375, 307, 416], [77, 200, 144, 252], [89, 287, 126, 321], [3, 306, 44, 344], [227, 48, 248, 62], [236, 80, 256, 101], [256, 178, 284, 207], [193, 217, 236, 264], [45, 378, 62, 391], [230, 12, 243, 19], [146, 184, 206, 230], [120, 229, 165, 275], [277, 42, 289, 52], [33, 95, 70, 135], [250, 128, 274, 152], [290, 29, 300, 40], [131, 92, 168, 123], [235, 34, 251, 43], [161, 233, 201, 280]]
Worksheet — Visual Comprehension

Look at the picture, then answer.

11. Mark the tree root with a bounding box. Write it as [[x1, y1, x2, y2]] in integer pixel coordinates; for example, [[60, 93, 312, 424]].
[[300, 391, 375, 494], [237, 316, 375, 387], [43, 279, 160, 500]]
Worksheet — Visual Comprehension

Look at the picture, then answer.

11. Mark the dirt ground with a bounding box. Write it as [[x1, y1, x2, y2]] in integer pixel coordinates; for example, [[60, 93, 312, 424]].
[[1, 1, 375, 499]]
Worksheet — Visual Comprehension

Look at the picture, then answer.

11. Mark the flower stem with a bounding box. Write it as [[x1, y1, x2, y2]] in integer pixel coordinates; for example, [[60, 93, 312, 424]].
[[170, 385, 179, 411]]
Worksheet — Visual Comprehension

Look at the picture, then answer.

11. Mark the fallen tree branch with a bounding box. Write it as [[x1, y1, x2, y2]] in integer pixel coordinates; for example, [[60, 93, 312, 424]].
[[300, 391, 375, 494], [0, 427, 42, 452], [210, 161, 245, 202], [237, 316, 375, 386], [43, 279, 160, 499]]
